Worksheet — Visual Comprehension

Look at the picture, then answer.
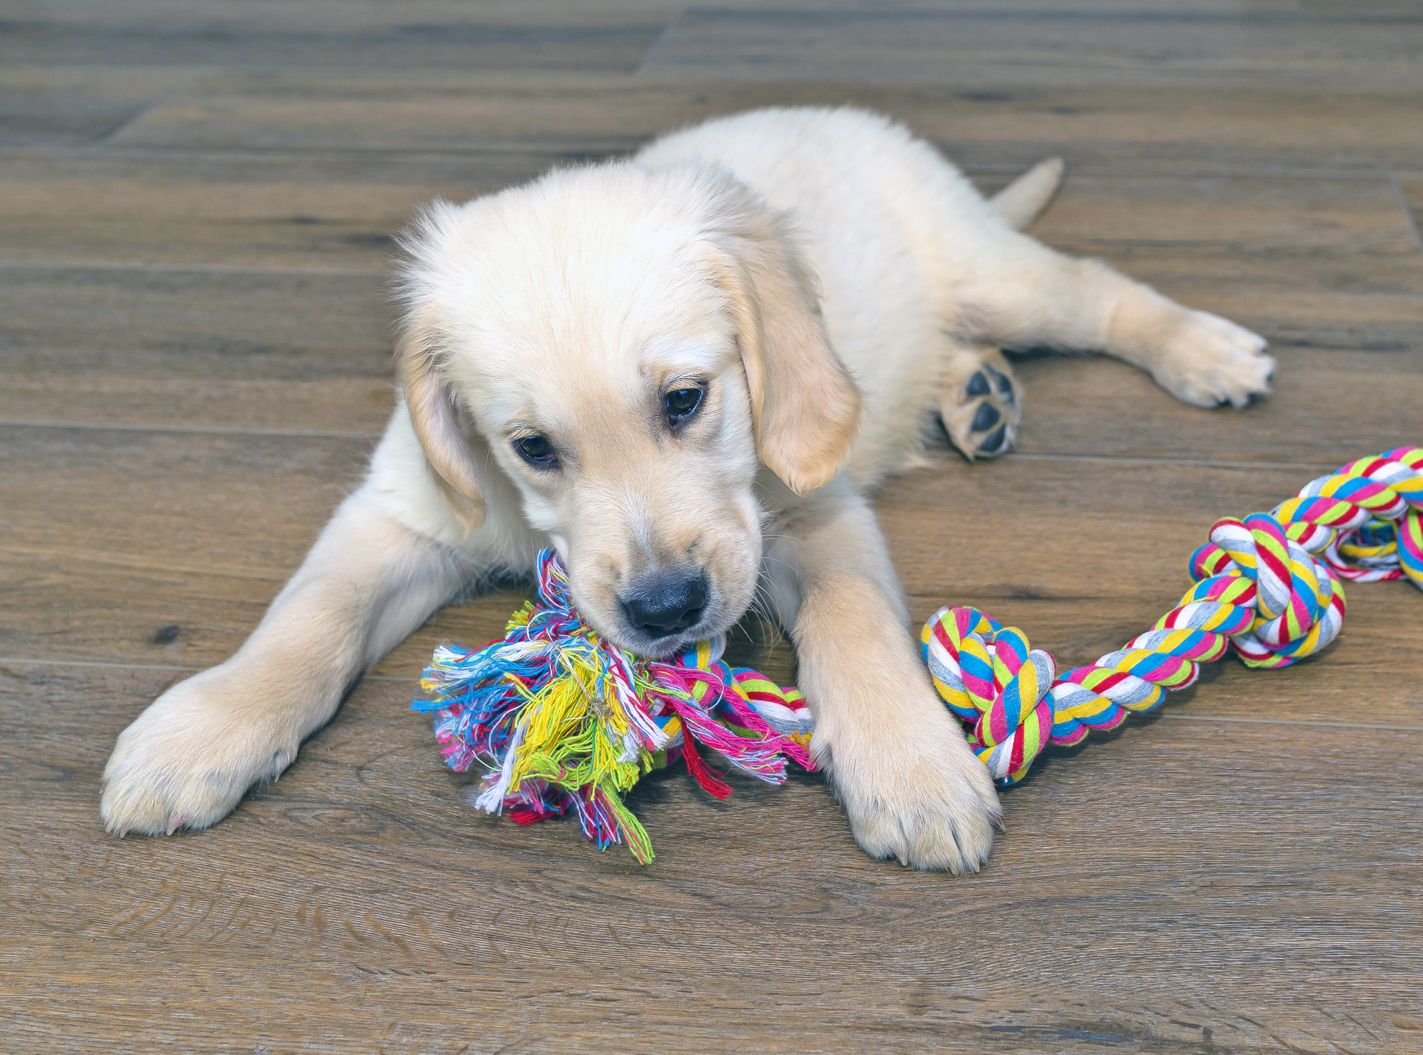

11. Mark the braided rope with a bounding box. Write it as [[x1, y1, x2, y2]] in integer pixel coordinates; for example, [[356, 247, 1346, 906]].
[[921, 446, 1422, 784]]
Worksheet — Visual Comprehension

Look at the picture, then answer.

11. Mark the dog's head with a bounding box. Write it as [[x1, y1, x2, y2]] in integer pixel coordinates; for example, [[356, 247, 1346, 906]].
[[396, 163, 859, 655]]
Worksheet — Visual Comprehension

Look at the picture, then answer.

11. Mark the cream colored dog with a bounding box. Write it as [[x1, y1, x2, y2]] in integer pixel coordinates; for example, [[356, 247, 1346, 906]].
[[101, 107, 1273, 871]]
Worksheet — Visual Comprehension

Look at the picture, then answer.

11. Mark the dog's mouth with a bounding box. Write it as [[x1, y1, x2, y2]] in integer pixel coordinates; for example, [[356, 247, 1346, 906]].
[[613, 604, 731, 660], [574, 551, 760, 659], [607, 584, 758, 659], [622, 631, 699, 660]]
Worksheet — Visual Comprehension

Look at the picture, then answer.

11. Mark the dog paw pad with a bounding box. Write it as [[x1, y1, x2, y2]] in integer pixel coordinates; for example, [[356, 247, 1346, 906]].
[[942, 365, 1022, 462]]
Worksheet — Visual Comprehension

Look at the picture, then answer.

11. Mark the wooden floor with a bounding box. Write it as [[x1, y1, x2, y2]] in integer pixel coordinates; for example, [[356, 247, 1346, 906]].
[[4, 2, 1422, 1052]]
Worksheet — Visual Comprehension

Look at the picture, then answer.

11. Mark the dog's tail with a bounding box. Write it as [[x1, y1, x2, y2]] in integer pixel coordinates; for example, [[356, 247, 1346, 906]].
[[991, 156, 1064, 230]]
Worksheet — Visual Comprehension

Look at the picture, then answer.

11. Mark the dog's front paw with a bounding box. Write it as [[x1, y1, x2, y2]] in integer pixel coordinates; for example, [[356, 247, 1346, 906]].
[[101, 666, 297, 836], [1153, 309, 1274, 409], [827, 714, 1002, 873]]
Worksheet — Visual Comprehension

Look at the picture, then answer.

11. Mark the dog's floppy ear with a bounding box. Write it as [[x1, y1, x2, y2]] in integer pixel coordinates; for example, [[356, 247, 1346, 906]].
[[395, 307, 486, 527], [699, 179, 860, 495]]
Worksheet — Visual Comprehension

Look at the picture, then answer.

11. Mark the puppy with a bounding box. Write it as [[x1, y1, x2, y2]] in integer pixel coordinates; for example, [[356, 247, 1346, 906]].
[[101, 107, 1273, 870]]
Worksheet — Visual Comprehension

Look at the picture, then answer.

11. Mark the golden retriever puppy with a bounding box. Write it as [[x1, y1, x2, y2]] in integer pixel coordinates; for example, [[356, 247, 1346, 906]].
[[102, 107, 1272, 870]]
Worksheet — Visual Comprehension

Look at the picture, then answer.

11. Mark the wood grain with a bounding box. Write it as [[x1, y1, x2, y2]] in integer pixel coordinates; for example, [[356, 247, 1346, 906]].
[[0, 147, 549, 269], [5, 2, 1423, 1053], [4, 662, 1420, 1054], [0, 1, 671, 74], [94, 73, 1423, 177], [6, 153, 1423, 285], [643, 7, 1423, 89], [11, 73, 1411, 188]]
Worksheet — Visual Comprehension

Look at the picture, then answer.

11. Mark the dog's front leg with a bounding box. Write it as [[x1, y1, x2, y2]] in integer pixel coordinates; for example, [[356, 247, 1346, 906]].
[[765, 480, 1001, 871], [100, 477, 498, 836]]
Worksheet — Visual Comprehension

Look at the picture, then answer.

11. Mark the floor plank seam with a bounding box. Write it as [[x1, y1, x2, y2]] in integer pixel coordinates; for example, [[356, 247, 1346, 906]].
[[1162, 713, 1423, 732], [91, 100, 166, 150], [5, 142, 1417, 183], [9, 251, 1423, 297], [1002, 451, 1374, 473], [1391, 171, 1423, 256], [0, 419, 1378, 475], [632, 4, 685, 76], [0, 418, 387, 441], [0, 655, 410, 684], [5, 657, 1419, 730], [0, 258, 385, 279], [656, 8, 1329, 30]]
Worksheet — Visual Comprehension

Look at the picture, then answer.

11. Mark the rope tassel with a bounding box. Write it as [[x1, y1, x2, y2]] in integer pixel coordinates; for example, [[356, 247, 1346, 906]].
[[412, 550, 813, 863], [921, 445, 1423, 784]]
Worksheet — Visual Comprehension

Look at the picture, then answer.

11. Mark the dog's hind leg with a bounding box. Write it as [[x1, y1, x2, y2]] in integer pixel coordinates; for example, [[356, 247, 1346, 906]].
[[964, 227, 1273, 409]]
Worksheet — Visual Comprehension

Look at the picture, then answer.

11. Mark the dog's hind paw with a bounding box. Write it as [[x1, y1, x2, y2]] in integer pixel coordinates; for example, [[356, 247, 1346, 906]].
[[940, 346, 1021, 461], [1151, 309, 1274, 409]]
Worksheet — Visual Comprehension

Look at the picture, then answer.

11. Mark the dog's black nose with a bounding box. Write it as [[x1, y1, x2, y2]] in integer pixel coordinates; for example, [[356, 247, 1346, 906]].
[[620, 572, 708, 637]]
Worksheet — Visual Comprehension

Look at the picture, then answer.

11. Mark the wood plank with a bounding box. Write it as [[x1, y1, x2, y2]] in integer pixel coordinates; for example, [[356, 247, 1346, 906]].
[[101, 73, 1423, 176], [0, 266, 396, 435], [0, 148, 548, 270], [3, 662, 1418, 1054], [5, 152, 1422, 289], [1298, 0, 1418, 11], [642, 7, 1423, 89], [0, 1, 670, 74], [721, 0, 1303, 8], [3, 426, 1419, 729], [0, 264, 389, 358], [1012, 340, 1423, 463], [1030, 171, 1423, 298]]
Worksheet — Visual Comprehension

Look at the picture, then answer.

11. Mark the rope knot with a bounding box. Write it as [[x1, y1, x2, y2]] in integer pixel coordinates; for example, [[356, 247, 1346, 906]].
[[921, 608, 1056, 783], [1189, 512, 1346, 668]]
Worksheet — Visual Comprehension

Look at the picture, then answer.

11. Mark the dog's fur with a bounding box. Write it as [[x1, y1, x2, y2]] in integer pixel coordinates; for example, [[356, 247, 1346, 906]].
[[101, 108, 1273, 870]]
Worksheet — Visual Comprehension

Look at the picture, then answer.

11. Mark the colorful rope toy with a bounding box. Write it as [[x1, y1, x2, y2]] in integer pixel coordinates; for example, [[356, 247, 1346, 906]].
[[412, 554, 813, 863], [922, 445, 1422, 784], [414, 445, 1421, 860]]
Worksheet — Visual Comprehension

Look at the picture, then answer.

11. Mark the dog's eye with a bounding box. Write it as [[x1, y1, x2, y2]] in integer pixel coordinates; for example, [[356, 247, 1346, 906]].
[[664, 385, 705, 428], [514, 434, 558, 470]]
